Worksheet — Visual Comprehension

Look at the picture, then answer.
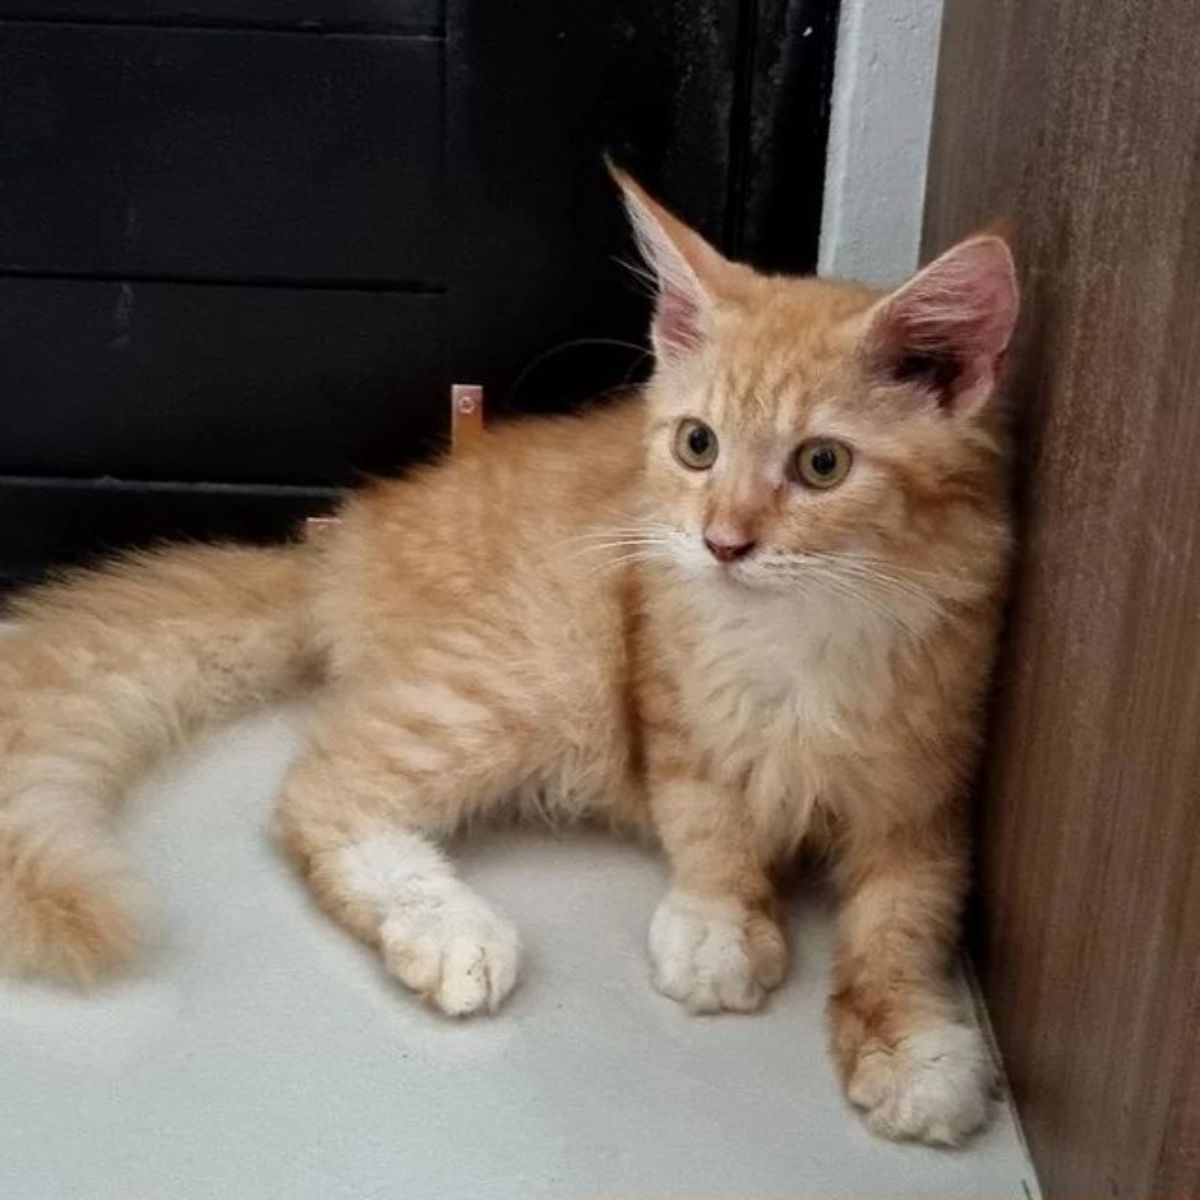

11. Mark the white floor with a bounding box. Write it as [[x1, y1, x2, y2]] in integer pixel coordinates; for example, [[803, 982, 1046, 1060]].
[[0, 706, 1039, 1200]]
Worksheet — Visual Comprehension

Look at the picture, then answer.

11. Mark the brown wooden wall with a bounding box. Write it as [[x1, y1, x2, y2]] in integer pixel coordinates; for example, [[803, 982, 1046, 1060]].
[[922, 1, 1200, 1196]]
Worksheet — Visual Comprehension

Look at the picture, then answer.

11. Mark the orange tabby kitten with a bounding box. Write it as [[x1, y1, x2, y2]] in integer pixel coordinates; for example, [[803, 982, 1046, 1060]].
[[0, 172, 1017, 1145]]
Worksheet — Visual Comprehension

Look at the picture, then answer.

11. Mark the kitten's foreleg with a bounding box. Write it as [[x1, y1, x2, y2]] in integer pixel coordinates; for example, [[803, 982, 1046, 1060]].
[[828, 815, 993, 1144], [275, 686, 528, 1017], [647, 775, 787, 1014]]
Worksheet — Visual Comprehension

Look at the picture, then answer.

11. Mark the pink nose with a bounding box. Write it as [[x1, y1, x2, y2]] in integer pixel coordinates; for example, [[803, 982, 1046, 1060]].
[[704, 535, 757, 563]]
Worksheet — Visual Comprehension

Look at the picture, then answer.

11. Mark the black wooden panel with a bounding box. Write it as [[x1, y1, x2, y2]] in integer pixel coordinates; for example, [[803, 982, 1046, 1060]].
[[0, 1, 441, 34], [445, 0, 739, 417], [0, 477, 340, 589], [0, 25, 443, 283], [0, 279, 445, 484]]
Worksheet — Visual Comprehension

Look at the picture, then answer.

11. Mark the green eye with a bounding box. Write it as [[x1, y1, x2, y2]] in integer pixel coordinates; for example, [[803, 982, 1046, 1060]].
[[792, 438, 853, 489], [672, 418, 719, 470]]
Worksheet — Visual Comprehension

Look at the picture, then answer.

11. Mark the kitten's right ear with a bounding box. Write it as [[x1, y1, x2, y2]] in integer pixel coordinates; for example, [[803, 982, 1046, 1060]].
[[864, 233, 1019, 413], [609, 164, 742, 361]]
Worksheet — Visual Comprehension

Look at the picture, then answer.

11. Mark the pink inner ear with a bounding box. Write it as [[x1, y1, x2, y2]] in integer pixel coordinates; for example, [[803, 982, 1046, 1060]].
[[877, 237, 1019, 409], [613, 169, 736, 362], [653, 283, 704, 357]]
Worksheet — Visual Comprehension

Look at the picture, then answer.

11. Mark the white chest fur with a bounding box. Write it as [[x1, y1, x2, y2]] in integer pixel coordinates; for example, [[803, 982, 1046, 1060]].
[[673, 579, 916, 855]]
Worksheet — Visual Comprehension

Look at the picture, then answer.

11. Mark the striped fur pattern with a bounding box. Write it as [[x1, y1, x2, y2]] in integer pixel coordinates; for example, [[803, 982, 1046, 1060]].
[[0, 176, 1018, 1145]]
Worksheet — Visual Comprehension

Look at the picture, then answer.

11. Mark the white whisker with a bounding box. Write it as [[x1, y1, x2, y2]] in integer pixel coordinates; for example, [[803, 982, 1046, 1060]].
[[560, 519, 688, 570], [754, 554, 935, 643]]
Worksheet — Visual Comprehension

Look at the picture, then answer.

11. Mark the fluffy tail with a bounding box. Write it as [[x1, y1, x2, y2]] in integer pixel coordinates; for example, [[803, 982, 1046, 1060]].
[[0, 542, 319, 983]]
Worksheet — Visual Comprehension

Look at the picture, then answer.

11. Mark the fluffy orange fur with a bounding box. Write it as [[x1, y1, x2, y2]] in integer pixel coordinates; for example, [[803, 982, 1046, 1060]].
[[0, 175, 1017, 1145]]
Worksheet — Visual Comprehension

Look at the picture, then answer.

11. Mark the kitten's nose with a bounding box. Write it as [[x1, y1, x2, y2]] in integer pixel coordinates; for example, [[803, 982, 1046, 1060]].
[[704, 534, 757, 563]]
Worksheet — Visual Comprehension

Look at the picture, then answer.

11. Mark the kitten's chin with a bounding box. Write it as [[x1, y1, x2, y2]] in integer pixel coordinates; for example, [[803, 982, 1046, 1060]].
[[703, 559, 782, 595], [723, 569, 792, 595]]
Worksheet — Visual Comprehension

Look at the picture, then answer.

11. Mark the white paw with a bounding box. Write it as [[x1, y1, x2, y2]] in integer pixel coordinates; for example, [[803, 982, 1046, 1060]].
[[848, 1023, 994, 1145], [379, 877, 520, 1017], [649, 890, 786, 1014]]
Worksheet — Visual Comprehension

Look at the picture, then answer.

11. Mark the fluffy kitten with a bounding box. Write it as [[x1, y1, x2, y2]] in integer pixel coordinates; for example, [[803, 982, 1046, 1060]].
[[0, 172, 1017, 1145]]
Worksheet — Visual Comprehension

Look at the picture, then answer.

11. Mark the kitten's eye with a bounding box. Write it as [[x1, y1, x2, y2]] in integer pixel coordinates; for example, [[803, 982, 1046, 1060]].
[[672, 418, 719, 470], [792, 438, 853, 489]]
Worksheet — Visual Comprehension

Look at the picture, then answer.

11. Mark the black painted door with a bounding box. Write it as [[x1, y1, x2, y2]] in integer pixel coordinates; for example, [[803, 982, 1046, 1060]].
[[0, 0, 837, 585]]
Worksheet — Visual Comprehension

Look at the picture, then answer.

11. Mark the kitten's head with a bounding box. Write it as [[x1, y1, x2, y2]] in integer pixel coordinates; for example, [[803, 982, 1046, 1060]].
[[614, 170, 1018, 604]]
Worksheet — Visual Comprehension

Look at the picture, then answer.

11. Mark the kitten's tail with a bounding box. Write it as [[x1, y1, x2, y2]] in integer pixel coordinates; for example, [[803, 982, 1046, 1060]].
[[0, 542, 319, 983]]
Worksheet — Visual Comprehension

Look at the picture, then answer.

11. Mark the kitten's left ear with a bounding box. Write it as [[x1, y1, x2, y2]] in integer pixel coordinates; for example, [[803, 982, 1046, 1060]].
[[609, 164, 746, 361], [865, 234, 1020, 413]]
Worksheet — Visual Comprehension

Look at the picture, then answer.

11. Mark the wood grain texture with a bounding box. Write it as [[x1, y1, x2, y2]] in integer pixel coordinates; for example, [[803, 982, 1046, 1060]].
[[923, 1, 1200, 1197]]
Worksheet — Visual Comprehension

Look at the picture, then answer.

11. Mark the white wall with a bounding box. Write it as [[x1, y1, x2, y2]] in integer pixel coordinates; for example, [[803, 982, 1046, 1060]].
[[818, 0, 944, 285]]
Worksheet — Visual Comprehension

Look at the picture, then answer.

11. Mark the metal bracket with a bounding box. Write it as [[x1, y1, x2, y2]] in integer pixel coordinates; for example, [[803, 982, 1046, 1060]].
[[451, 383, 485, 451]]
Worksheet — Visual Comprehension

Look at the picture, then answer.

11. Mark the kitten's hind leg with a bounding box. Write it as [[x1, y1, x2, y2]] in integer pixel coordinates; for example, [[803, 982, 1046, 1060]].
[[276, 683, 532, 1016]]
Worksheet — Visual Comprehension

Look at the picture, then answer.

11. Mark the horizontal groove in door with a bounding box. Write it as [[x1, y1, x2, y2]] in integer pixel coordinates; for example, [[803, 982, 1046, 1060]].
[[0, 267, 445, 295], [0, 475, 344, 587], [0, 0, 443, 35]]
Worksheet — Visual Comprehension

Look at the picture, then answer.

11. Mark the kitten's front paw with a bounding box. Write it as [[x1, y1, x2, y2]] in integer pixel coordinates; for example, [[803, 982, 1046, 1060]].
[[847, 1023, 994, 1145], [380, 878, 520, 1017], [649, 890, 787, 1014]]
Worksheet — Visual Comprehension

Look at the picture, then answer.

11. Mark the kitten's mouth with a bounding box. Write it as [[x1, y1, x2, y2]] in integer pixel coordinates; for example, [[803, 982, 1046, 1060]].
[[709, 556, 763, 588], [709, 553, 818, 595]]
